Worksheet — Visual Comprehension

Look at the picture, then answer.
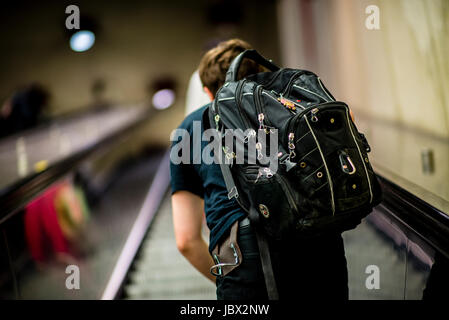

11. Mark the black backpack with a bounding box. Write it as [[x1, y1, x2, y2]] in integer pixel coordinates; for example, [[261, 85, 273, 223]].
[[207, 50, 382, 298], [208, 49, 382, 238]]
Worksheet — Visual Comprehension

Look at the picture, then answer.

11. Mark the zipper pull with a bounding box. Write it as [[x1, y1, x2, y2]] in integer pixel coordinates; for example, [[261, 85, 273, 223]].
[[255, 167, 273, 183], [255, 169, 262, 183], [288, 132, 296, 159], [258, 113, 274, 134], [256, 142, 263, 161], [263, 167, 273, 178], [222, 146, 235, 162], [243, 129, 256, 144], [311, 108, 319, 122], [214, 114, 220, 130], [258, 113, 265, 130]]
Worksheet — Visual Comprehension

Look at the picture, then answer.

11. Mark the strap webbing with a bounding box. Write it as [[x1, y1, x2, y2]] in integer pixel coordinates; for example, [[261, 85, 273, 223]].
[[251, 207, 279, 300], [219, 160, 239, 200], [209, 106, 279, 299], [213, 116, 239, 200]]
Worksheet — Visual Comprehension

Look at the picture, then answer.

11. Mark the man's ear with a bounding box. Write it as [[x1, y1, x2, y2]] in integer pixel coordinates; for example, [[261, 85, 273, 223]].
[[203, 87, 214, 101]]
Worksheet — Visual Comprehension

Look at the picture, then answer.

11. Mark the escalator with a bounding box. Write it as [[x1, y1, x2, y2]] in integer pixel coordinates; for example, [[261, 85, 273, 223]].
[[123, 174, 449, 300], [122, 193, 215, 300], [1, 104, 449, 300], [0, 104, 168, 299]]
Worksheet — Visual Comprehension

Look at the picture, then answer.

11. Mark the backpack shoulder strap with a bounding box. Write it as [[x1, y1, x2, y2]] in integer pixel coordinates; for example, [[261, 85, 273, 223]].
[[204, 104, 239, 200], [206, 104, 278, 300], [201, 104, 212, 130]]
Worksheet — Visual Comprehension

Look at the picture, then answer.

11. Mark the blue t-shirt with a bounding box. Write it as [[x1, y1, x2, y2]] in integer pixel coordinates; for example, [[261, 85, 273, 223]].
[[169, 104, 245, 252]]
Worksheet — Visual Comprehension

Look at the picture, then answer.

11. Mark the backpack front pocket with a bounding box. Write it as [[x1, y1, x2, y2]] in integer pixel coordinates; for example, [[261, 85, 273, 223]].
[[235, 165, 299, 240]]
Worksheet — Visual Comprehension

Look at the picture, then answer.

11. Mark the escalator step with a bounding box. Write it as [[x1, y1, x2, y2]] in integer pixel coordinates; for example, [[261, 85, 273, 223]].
[[124, 195, 215, 300]]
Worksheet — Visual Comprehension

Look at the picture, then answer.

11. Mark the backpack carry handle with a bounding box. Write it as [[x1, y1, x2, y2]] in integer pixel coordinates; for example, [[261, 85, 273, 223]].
[[225, 49, 280, 82]]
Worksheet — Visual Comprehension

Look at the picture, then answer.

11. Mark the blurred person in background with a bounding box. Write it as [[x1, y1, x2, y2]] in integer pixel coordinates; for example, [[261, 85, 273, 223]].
[[0, 83, 49, 138], [24, 179, 90, 266], [184, 70, 210, 116], [87, 78, 112, 110], [184, 39, 233, 116]]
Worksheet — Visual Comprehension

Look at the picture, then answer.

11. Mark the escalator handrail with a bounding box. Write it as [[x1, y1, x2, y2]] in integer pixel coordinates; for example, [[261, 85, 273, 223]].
[[377, 174, 449, 258], [101, 151, 170, 300], [0, 107, 153, 225]]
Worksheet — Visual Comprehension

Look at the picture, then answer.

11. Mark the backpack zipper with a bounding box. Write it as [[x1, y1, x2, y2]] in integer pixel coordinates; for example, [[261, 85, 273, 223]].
[[284, 104, 313, 147], [304, 115, 336, 215], [255, 86, 281, 134], [285, 104, 317, 136], [282, 70, 303, 96], [292, 84, 330, 102], [286, 102, 347, 135], [254, 85, 274, 127], [245, 166, 300, 217], [318, 77, 335, 102], [235, 79, 253, 129]]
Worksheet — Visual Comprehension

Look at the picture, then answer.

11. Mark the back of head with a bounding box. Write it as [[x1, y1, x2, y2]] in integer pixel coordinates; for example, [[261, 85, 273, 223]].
[[198, 39, 263, 97]]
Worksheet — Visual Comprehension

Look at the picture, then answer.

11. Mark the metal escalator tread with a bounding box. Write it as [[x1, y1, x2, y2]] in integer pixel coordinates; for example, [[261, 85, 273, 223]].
[[125, 195, 216, 300]]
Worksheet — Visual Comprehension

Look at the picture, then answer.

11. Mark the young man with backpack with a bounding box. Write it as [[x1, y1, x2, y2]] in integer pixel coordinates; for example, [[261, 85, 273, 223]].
[[170, 38, 381, 300], [170, 39, 264, 289]]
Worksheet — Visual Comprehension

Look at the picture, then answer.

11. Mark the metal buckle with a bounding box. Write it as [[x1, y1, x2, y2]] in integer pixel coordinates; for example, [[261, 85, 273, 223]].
[[339, 153, 356, 175], [210, 254, 222, 277], [210, 243, 240, 277], [228, 186, 239, 199]]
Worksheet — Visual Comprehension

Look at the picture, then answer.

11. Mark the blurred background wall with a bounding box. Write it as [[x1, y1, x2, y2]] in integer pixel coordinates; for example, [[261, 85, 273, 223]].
[[278, 0, 449, 212], [0, 0, 282, 299], [0, 0, 280, 147], [1, 0, 448, 210], [1, 0, 449, 300], [0, 0, 280, 188]]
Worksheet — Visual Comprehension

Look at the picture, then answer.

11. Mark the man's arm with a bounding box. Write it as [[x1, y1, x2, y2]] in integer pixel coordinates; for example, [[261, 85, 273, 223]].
[[171, 190, 215, 282]]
